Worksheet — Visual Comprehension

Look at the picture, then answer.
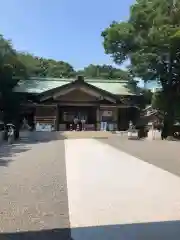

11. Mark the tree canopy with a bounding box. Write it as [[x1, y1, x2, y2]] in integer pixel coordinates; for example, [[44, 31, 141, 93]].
[[0, 35, 24, 131], [17, 53, 76, 78], [18, 54, 133, 80], [18, 55, 132, 80], [152, 90, 180, 119], [101, 0, 180, 136], [0, 35, 27, 78], [0, 35, 23, 98], [77, 64, 133, 80], [0, 33, 134, 81]]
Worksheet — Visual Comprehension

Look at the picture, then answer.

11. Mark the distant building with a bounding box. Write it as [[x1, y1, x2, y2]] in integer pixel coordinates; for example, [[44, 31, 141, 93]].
[[14, 76, 143, 131], [152, 87, 162, 93]]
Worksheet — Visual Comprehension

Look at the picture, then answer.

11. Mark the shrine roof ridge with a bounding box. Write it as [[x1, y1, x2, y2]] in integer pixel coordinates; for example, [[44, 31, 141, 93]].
[[14, 77, 140, 96], [29, 77, 132, 83]]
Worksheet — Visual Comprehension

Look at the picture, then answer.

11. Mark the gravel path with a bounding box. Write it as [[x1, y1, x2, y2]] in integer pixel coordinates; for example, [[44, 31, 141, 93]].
[[0, 134, 70, 239], [100, 137, 180, 177], [1, 132, 180, 240]]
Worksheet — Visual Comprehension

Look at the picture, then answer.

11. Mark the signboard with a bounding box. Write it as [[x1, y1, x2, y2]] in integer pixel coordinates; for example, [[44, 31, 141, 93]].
[[128, 130, 138, 139], [35, 123, 54, 132], [102, 111, 112, 117], [108, 123, 114, 131]]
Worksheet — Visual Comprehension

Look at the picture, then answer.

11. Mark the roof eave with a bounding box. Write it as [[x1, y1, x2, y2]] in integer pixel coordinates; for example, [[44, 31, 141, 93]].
[[39, 79, 117, 103]]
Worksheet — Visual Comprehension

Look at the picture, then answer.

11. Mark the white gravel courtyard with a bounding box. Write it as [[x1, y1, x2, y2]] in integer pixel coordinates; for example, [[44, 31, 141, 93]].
[[65, 138, 180, 239], [0, 133, 180, 239]]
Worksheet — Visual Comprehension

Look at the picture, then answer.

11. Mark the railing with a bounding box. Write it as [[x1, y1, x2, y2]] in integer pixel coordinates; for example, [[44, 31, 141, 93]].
[[35, 116, 56, 124], [146, 109, 158, 116]]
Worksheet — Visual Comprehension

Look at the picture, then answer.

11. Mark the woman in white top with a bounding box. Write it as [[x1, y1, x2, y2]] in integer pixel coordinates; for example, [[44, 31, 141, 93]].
[[73, 116, 78, 131]]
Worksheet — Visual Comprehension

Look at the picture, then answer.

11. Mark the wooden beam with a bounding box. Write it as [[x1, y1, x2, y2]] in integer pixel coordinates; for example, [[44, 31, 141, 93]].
[[53, 87, 76, 99], [79, 87, 116, 103], [53, 85, 116, 103], [58, 102, 98, 106]]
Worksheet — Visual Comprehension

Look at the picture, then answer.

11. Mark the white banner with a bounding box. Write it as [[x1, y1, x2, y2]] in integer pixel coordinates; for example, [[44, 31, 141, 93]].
[[35, 123, 54, 132], [102, 111, 112, 117]]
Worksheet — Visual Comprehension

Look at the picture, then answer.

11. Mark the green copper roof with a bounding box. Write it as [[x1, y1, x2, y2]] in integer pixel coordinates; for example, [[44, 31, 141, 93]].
[[14, 77, 139, 95]]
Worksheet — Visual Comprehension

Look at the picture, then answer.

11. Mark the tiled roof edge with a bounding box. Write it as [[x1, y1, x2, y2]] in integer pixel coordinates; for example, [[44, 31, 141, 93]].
[[24, 77, 132, 83]]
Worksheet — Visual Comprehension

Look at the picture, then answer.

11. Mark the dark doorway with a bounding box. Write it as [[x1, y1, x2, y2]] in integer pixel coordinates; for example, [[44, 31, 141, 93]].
[[20, 107, 35, 130], [59, 106, 97, 130], [118, 107, 140, 130], [118, 108, 129, 130]]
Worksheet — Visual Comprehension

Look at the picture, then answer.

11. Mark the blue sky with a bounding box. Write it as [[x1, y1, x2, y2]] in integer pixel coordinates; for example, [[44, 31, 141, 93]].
[[0, 0, 135, 70]]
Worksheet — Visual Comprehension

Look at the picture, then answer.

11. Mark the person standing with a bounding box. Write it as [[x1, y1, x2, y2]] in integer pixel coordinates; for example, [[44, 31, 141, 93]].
[[22, 117, 30, 130], [73, 116, 78, 131], [81, 117, 86, 131]]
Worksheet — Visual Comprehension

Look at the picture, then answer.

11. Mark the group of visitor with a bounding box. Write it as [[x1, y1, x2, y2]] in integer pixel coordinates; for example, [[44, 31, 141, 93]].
[[70, 116, 86, 131]]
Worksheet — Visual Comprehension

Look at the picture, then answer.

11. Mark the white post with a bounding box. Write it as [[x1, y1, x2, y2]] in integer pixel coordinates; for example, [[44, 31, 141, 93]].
[[152, 123, 155, 140], [147, 122, 155, 140]]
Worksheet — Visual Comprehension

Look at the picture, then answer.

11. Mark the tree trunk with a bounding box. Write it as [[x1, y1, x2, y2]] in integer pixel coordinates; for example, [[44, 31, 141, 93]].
[[162, 90, 174, 139], [160, 50, 174, 139], [14, 123, 20, 140], [15, 128, 19, 140]]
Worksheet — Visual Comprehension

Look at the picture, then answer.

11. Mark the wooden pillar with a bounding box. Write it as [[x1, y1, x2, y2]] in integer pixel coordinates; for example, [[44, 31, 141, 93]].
[[96, 107, 100, 130], [117, 108, 120, 130], [114, 107, 118, 131], [125, 107, 130, 130], [55, 104, 59, 131]]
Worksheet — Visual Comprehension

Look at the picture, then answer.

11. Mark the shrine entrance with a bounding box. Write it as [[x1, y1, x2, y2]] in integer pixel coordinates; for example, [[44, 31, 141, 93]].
[[58, 106, 97, 131]]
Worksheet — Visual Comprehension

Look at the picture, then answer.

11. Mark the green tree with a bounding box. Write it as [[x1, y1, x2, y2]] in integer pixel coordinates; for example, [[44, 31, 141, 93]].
[[0, 65, 20, 120], [78, 64, 133, 80], [151, 91, 165, 110], [0, 35, 27, 78], [101, 0, 180, 136], [152, 90, 180, 119], [0, 35, 25, 138], [141, 89, 153, 106], [18, 53, 75, 78], [17, 53, 42, 77], [46, 60, 75, 78]]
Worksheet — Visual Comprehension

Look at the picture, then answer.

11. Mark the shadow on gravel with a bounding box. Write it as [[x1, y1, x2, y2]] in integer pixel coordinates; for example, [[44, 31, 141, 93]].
[[0, 158, 12, 167], [0, 144, 31, 167], [1, 220, 180, 240], [93, 137, 108, 140], [70, 220, 180, 240], [19, 131, 66, 144], [0, 132, 66, 167], [0, 228, 71, 240]]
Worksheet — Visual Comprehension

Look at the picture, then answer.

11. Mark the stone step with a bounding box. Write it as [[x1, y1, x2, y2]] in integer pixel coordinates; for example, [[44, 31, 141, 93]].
[[60, 131, 113, 139]]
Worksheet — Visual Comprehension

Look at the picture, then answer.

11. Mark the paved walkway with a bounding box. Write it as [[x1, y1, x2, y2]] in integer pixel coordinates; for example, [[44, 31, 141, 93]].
[[0, 134, 180, 239], [65, 139, 180, 240]]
